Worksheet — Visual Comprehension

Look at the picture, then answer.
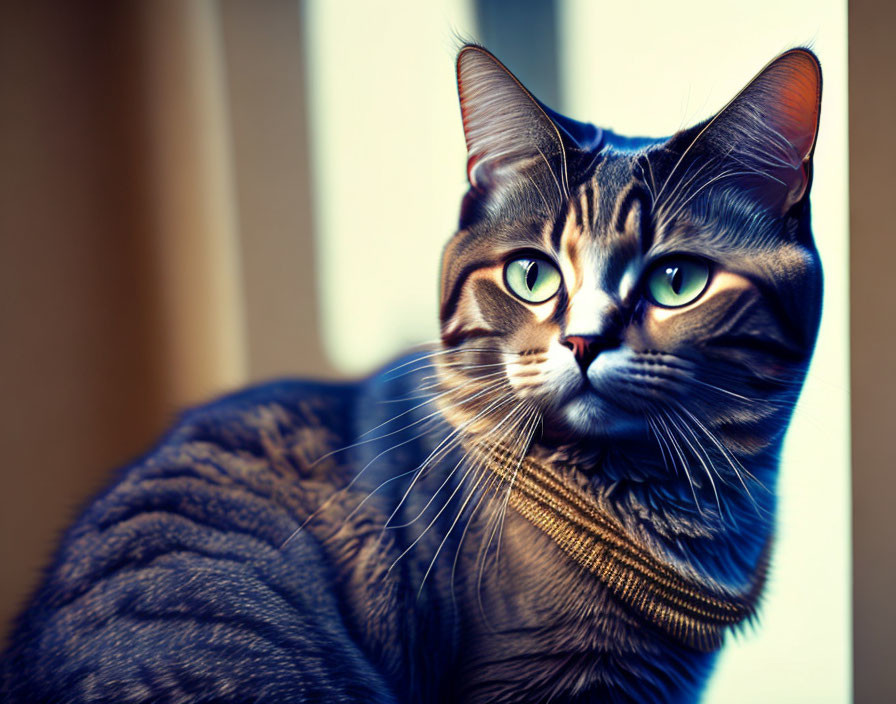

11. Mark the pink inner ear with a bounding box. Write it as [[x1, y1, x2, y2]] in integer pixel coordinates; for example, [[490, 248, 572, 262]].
[[763, 51, 822, 161]]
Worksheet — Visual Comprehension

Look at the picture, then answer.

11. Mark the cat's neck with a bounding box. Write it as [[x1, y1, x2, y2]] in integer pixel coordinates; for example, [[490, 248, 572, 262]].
[[525, 434, 780, 589], [348, 371, 777, 700], [465, 441, 774, 647]]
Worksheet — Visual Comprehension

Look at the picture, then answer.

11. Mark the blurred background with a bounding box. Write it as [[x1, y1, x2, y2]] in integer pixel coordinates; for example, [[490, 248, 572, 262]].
[[0, 1, 892, 701]]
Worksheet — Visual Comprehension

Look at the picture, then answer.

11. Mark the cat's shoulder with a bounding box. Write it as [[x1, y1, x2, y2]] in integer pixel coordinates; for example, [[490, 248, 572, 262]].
[[59, 375, 362, 565], [1, 376, 400, 703]]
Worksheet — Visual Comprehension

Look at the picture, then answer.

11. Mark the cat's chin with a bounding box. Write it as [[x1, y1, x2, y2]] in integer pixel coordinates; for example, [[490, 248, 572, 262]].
[[545, 389, 646, 442]]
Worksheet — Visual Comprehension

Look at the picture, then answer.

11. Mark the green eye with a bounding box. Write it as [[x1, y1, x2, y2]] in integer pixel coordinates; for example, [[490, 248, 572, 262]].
[[646, 257, 711, 307], [504, 256, 562, 303]]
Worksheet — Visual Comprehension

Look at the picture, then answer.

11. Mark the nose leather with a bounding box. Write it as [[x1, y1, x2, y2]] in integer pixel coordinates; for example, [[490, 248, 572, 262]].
[[561, 334, 619, 371]]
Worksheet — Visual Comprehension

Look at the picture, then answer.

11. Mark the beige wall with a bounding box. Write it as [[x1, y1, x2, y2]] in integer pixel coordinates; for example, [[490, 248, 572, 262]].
[[219, 0, 333, 382]]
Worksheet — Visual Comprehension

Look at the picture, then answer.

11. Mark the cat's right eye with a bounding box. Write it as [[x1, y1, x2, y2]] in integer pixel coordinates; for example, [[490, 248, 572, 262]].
[[504, 256, 562, 303]]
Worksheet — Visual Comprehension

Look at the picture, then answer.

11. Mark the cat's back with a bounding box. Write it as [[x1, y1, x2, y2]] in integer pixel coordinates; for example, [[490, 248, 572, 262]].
[[1, 377, 400, 704]]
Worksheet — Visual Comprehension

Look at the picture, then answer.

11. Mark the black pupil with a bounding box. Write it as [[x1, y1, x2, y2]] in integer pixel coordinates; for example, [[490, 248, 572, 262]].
[[525, 261, 539, 291], [667, 266, 684, 295]]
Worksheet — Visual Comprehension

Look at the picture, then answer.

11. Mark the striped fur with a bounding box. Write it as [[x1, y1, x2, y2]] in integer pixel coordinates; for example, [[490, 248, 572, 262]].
[[2, 46, 823, 704], [432, 45, 824, 700]]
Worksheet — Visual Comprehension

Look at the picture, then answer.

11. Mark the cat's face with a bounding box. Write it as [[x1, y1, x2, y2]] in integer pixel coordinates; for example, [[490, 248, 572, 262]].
[[437, 47, 822, 463]]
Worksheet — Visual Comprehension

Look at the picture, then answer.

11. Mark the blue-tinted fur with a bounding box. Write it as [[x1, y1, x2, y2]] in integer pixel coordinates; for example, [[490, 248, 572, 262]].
[[2, 380, 394, 702], [2, 367, 721, 703], [2, 48, 822, 703]]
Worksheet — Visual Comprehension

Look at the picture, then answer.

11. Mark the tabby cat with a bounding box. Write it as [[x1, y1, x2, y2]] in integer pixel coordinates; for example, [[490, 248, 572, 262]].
[[1, 45, 822, 703]]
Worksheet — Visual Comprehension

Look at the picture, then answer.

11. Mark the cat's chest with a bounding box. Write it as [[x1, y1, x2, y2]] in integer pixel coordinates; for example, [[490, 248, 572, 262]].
[[311, 457, 646, 702], [305, 407, 713, 703], [448, 510, 665, 703]]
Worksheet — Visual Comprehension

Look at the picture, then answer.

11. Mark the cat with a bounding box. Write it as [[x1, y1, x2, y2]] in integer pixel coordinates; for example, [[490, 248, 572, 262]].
[[1, 44, 822, 704]]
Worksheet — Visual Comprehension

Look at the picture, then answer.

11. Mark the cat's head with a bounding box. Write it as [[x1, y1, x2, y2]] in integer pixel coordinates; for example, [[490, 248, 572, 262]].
[[437, 45, 822, 469]]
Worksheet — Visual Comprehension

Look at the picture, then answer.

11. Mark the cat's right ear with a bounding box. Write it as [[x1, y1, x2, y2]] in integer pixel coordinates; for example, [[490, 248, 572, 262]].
[[456, 45, 568, 206]]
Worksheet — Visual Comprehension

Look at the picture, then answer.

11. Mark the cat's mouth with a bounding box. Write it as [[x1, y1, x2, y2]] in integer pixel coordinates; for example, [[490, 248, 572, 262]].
[[543, 383, 647, 443], [532, 346, 694, 444]]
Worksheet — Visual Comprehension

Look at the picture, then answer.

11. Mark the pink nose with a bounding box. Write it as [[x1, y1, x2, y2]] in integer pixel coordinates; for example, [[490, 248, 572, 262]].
[[561, 334, 618, 371]]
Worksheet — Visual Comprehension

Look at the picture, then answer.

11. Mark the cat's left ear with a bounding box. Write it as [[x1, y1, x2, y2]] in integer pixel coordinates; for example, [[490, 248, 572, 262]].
[[688, 49, 822, 215]]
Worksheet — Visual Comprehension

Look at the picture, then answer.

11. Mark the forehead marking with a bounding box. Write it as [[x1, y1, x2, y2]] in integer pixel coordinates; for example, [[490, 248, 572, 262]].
[[549, 196, 577, 251], [590, 176, 602, 230], [580, 184, 591, 233], [613, 181, 652, 244], [559, 201, 587, 299], [540, 218, 555, 250], [566, 260, 616, 337]]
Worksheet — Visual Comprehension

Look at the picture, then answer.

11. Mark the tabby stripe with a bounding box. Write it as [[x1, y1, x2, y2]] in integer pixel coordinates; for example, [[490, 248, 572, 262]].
[[590, 178, 601, 231], [579, 183, 592, 232], [614, 184, 653, 252], [549, 203, 574, 251], [441, 327, 499, 347], [440, 258, 496, 323]]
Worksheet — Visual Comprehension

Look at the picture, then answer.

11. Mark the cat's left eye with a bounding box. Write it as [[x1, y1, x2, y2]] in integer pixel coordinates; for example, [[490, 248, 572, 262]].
[[504, 256, 562, 303], [645, 256, 710, 308]]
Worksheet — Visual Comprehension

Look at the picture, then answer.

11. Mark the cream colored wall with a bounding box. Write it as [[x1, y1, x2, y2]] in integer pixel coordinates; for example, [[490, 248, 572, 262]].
[[303, 0, 474, 375], [219, 0, 334, 382]]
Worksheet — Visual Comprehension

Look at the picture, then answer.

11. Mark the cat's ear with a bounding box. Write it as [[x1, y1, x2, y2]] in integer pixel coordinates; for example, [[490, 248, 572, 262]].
[[687, 49, 822, 215], [456, 45, 567, 201]]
